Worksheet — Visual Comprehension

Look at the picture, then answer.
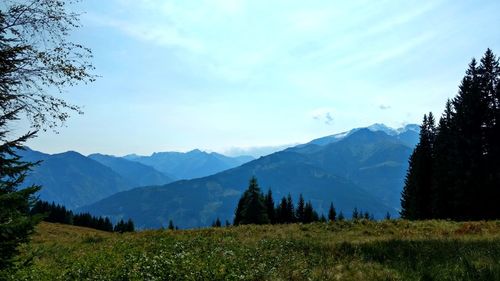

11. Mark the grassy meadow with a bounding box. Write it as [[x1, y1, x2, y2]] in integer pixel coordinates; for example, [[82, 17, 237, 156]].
[[4, 220, 500, 281]]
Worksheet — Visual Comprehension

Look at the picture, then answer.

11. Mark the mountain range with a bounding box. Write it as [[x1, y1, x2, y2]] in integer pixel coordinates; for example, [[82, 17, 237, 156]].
[[77, 124, 419, 229], [123, 150, 254, 180], [18, 149, 133, 210], [20, 149, 254, 209]]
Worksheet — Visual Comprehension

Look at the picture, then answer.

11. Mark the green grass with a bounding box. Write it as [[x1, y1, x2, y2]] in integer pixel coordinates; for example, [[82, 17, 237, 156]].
[[4, 220, 500, 280]]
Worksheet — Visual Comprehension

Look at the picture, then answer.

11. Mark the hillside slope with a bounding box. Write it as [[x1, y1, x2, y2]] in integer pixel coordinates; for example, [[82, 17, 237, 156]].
[[88, 153, 173, 187], [7, 221, 500, 281], [79, 129, 413, 229], [18, 149, 132, 209]]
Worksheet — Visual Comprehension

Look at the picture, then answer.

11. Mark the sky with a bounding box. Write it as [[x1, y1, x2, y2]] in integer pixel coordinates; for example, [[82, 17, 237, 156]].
[[23, 0, 500, 157]]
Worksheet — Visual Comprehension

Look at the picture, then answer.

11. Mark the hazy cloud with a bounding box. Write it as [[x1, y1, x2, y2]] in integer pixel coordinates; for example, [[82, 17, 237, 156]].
[[310, 108, 334, 125], [223, 144, 297, 158], [379, 104, 391, 110], [325, 112, 333, 124]]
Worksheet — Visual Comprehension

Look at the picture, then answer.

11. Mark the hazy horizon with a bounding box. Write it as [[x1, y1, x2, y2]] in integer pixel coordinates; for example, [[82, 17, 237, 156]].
[[20, 0, 500, 155], [25, 122, 416, 158]]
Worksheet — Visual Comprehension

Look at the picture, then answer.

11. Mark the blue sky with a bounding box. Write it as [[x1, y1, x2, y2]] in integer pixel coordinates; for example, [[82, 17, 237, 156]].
[[24, 0, 500, 156]]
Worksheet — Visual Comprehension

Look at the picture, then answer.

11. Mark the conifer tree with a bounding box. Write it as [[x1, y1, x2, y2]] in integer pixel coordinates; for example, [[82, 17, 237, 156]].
[[451, 59, 487, 220], [312, 210, 320, 222], [233, 177, 269, 225], [303, 201, 315, 223], [168, 219, 175, 230], [126, 218, 135, 232], [402, 49, 500, 220], [264, 189, 275, 224], [296, 194, 305, 223], [286, 194, 295, 223], [385, 212, 391, 220], [233, 196, 245, 225], [319, 214, 327, 223], [352, 207, 359, 220], [275, 197, 287, 224], [401, 114, 436, 219], [431, 100, 456, 218], [363, 211, 370, 220], [0, 110, 40, 270], [477, 49, 500, 219], [303, 201, 317, 223], [492, 72, 500, 218], [328, 202, 336, 222], [114, 219, 125, 233], [337, 211, 345, 221]]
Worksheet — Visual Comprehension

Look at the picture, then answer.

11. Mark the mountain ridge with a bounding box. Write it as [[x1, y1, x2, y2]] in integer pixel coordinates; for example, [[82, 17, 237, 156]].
[[123, 150, 255, 180], [78, 126, 417, 229], [17, 149, 132, 210], [88, 153, 174, 187]]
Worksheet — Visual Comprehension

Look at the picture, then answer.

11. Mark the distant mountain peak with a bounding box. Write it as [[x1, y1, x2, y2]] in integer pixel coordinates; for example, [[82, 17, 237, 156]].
[[366, 123, 398, 136], [53, 150, 86, 159], [124, 149, 254, 180], [306, 123, 419, 147], [187, 149, 204, 154]]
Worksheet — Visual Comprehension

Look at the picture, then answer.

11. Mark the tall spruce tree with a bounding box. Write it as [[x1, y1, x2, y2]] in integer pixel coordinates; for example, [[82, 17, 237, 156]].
[[296, 194, 305, 223], [328, 202, 336, 222], [400, 113, 436, 219], [233, 177, 269, 225], [0, 38, 41, 270], [493, 78, 500, 218], [451, 58, 490, 220], [431, 100, 457, 218], [477, 49, 500, 219], [303, 201, 316, 223], [320, 214, 327, 223], [233, 196, 245, 225], [168, 220, 175, 230], [352, 207, 359, 220], [0, 122, 40, 270], [264, 189, 275, 224], [275, 196, 287, 224], [337, 211, 345, 221], [286, 194, 295, 223]]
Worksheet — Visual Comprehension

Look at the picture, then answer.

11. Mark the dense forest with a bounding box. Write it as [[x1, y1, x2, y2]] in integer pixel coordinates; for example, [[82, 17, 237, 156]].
[[401, 49, 500, 220], [30, 201, 135, 233]]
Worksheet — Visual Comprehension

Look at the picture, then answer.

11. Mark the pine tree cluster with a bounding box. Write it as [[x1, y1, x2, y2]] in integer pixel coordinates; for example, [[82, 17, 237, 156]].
[[233, 177, 344, 225], [30, 200, 135, 233], [401, 49, 500, 220], [113, 218, 135, 233], [351, 207, 375, 221]]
